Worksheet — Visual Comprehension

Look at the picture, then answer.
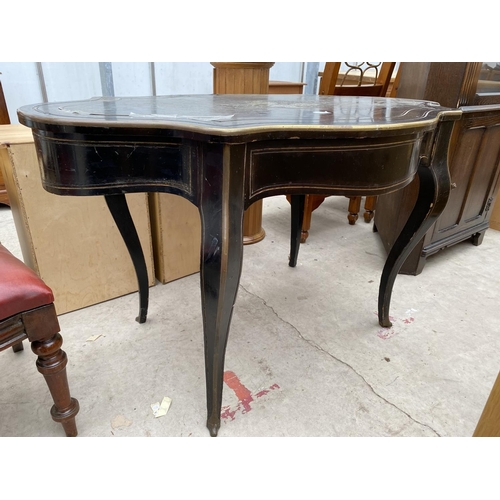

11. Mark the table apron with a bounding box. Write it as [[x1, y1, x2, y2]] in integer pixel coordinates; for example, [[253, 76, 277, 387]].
[[32, 132, 197, 201], [245, 136, 423, 203], [33, 131, 424, 208]]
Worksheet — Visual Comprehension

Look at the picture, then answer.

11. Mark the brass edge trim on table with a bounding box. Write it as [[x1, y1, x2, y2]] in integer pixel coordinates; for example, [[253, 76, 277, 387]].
[[21, 115, 457, 138], [247, 176, 418, 205]]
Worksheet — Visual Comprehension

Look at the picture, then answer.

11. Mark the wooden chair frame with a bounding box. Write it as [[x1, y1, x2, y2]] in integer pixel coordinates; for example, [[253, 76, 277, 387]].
[[0, 240, 79, 438], [0, 303, 79, 436]]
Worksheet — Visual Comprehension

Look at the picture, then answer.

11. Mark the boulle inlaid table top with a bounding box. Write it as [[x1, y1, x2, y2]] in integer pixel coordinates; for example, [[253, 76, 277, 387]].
[[18, 94, 461, 436]]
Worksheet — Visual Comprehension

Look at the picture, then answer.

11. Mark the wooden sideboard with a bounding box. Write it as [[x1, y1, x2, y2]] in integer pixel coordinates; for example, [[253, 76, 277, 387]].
[[374, 62, 500, 275]]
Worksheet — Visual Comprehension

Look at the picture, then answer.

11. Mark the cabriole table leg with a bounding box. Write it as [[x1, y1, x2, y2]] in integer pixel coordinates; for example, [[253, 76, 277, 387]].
[[105, 194, 149, 324], [378, 121, 454, 327], [198, 143, 245, 436]]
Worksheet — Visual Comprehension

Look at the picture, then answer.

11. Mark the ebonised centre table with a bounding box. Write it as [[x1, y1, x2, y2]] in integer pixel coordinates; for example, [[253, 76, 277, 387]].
[[18, 94, 461, 436]]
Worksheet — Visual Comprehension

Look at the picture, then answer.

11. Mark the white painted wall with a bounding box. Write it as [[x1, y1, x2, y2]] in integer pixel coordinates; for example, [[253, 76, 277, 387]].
[[154, 63, 214, 95], [1, 62, 307, 124], [112, 62, 152, 97], [42, 62, 103, 102]]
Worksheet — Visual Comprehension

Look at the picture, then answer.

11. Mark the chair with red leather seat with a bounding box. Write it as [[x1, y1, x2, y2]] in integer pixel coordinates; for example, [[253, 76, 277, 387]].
[[0, 242, 79, 436]]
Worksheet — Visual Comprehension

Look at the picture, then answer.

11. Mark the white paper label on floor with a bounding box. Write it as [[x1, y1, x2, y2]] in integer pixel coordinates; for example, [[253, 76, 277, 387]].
[[151, 396, 172, 418]]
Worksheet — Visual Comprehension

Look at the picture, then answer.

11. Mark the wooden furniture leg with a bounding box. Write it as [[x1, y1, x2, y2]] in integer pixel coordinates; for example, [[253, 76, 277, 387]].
[[289, 195, 305, 267], [30, 326, 79, 437], [286, 194, 326, 242], [302, 195, 326, 242], [198, 143, 245, 437], [105, 194, 149, 323], [363, 195, 377, 222], [1, 304, 79, 436], [378, 120, 454, 327], [347, 196, 362, 225], [471, 231, 486, 246]]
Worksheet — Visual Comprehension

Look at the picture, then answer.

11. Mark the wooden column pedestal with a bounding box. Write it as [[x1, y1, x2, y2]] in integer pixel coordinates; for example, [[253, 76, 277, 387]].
[[211, 62, 274, 245], [242, 200, 265, 244]]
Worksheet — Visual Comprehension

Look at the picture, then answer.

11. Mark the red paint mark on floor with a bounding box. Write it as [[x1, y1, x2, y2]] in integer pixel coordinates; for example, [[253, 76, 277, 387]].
[[255, 383, 280, 398], [220, 371, 280, 422], [375, 312, 398, 339], [375, 311, 416, 339], [377, 327, 397, 340], [223, 371, 253, 413]]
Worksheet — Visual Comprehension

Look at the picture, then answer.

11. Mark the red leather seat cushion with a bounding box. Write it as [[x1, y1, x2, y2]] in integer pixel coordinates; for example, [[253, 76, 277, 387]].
[[0, 243, 54, 320]]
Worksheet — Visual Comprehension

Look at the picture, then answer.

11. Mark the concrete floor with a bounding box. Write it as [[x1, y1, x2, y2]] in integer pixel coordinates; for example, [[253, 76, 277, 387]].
[[1, 195, 499, 437]]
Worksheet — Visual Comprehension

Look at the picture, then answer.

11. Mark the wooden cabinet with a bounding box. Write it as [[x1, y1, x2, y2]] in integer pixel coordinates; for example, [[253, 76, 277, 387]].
[[374, 62, 500, 275]]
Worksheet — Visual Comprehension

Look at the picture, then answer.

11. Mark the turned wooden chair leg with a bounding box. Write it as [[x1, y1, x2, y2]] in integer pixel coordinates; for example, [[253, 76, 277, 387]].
[[363, 196, 377, 223], [1, 243, 79, 436], [286, 194, 327, 242], [31, 332, 79, 437], [347, 196, 362, 225], [299, 194, 327, 242], [301, 195, 314, 243]]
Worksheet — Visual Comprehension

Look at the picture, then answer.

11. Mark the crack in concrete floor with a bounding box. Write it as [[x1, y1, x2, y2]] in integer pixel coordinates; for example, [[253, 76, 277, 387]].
[[239, 284, 441, 437]]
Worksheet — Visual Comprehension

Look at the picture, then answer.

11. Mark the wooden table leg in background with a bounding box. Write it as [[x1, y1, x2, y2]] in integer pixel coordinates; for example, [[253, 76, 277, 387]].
[[211, 62, 274, 245]]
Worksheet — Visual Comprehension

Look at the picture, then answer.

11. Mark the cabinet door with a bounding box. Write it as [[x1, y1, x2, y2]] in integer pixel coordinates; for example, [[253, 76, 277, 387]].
[[374, 63, 500, 275], [431, 108, 500, 243]]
